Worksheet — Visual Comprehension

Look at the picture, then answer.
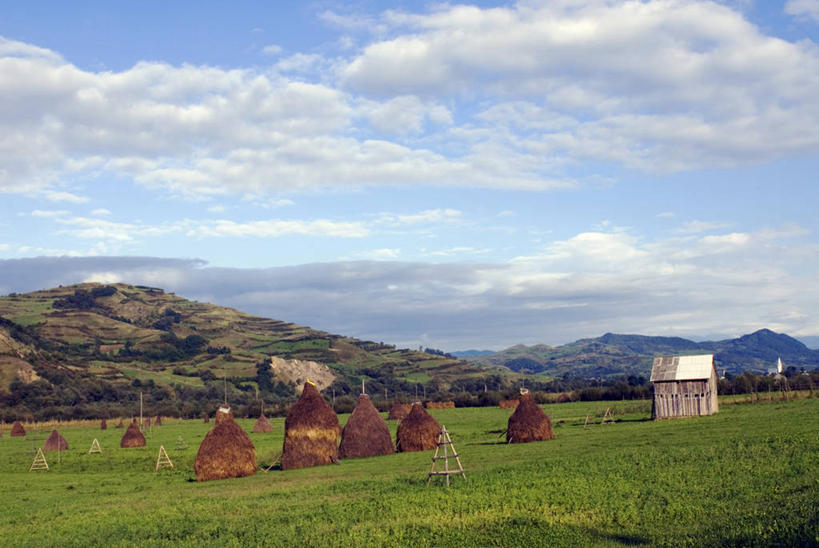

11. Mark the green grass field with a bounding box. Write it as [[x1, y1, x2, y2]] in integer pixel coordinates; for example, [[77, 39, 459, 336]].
[[1, 397, 817, 547]]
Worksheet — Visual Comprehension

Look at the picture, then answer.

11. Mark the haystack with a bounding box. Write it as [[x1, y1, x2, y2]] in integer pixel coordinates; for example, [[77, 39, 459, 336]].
[[506, 389, 554, 444], [43, 429, 69, 451], [100, 418, 107, 430], [154, 415, 162, 426], [214, 404, 234, 426], [203, 414, 210, 423], [194, 413, 256, 482], [280, 382, 340, 470], [10, 421, 25, 436], [425, 401, 455, 409], [252, 414, 273, 433], [499, 399, 519, 409], [396, 402, 441, 452], [116, 419, 124, 428], [387, 402, 411, 420], [146, 417, 152, 427], [120, 421, 146, 448], [339, 394, 394, 459]]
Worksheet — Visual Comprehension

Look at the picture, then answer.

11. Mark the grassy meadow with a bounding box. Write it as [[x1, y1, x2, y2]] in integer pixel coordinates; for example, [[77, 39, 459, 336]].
[[1, 397, 817, 547]]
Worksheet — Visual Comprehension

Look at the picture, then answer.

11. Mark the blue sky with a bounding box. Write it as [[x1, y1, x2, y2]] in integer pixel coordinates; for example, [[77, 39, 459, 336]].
[[1, 1, 818, 350]]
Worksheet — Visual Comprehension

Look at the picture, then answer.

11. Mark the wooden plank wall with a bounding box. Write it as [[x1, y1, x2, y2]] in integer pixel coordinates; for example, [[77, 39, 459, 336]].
[[652, 377, 718, 418]]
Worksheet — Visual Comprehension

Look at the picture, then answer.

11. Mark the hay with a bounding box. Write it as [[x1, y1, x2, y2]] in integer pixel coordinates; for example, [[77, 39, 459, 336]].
[[194, 414, 256, 482], [146, 417, 152, 427], [100, 418, 107, 430], [387, 402, 411, 420], [43, 429, 69, 451], [115, 419, 124, 428], [204, 414, 210, 423], [499, 399, 519, 409], [154, 415, 162, 426], [339, 394, 394, 459], [10, 421, 25, 436], [214, 404, 234, 426], [506, 390, 554, 443], [281, 382, 340, 470], [396, 402, 441, 452], [120, 422, 146, 448], [425, 401, 455, 409], [252, 414, 273, 433]]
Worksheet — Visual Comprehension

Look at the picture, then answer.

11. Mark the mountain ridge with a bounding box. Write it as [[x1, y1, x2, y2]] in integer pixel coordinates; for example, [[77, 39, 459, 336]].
[[465, 329, 819, 377]]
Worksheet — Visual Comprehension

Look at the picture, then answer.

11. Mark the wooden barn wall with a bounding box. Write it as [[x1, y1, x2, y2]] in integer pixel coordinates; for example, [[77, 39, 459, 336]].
[[652, 378, 718, 418]]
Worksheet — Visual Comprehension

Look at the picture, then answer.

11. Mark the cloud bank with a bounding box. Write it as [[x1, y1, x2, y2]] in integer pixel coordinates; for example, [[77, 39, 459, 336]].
[[1, 221, 815, 349]]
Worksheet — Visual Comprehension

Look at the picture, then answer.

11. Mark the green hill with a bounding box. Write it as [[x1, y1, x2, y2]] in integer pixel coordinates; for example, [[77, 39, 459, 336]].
[[0, 283, 483, 405]]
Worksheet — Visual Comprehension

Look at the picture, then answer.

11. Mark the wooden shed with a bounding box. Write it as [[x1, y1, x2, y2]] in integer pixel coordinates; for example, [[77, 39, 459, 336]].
[[650, 354, 718, 419]]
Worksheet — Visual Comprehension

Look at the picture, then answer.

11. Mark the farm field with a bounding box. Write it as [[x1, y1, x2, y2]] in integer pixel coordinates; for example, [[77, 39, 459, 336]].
[[1, 397, 817, 547]]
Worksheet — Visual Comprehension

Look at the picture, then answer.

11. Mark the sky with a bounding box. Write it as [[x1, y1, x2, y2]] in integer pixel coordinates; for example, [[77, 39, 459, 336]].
[[1, 0, 818, 350]]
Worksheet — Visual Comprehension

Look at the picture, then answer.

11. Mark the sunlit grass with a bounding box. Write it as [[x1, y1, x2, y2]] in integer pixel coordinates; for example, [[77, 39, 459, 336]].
[[1, 398, 816, 546]]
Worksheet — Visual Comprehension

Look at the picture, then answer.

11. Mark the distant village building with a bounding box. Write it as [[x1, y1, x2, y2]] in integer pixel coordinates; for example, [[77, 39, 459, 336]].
[[650, 354, 719, 419]]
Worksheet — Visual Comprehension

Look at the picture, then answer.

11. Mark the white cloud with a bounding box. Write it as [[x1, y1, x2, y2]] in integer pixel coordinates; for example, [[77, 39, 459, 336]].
[[262, 44, 283, 57], [2, 2, 819, 204], [31, 209, 69, 218], [42, 191, 88, 203], [91, 208, 112, 216], [189, 219, 369, 238], [342, 1, 819, 172], [785, 0, 819, 22], [358, 95, 452, 134], [370, 248, 401, 259], [0, 243, 8, 251], [390, 208, 463, 225], [675, 220, 733, 234]]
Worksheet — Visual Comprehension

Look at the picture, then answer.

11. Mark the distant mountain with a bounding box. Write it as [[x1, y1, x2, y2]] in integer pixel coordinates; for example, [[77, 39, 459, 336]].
[[0, 283, 482, 395], [466, 329, 819, 378]]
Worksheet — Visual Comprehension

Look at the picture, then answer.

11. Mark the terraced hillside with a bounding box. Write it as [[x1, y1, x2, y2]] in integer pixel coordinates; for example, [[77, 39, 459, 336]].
[[0, 283, 480, 398]]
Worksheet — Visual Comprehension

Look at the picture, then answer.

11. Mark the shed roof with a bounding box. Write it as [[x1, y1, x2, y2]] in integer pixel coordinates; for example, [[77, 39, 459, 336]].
[[650, 354, 714, 382]]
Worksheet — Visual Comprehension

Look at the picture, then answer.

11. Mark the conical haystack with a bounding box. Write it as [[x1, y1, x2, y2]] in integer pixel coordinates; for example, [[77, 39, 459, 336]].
[[387, 402, 411, 420], [100, 418, 107, 430], [194, 413, 256, 482], [120, 421, 146, 448], [116, 419, 124, 428], [339, 394, 394, 459], [252, 414, 273, 433], [214, 404, 234, 426], [396, 402, 441, 452], [154, 415, 162, 426], [10, 421, 25, 436], [204, 413, 210, 423], [280, 382, 340, 470], [506, 389, 554, 443], [43, 429, 69, 451], [146, 417, 152, 427]]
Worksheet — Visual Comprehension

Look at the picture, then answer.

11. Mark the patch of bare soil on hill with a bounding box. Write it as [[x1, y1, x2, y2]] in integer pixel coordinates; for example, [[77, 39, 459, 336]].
[[268, 356, 336, 392]]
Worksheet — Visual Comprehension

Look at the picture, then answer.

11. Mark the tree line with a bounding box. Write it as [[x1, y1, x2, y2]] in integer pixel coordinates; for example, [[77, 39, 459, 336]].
[[1, 361, 816, 422]]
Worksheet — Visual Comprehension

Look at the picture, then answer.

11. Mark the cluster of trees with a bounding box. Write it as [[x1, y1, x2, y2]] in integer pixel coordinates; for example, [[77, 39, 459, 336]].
[[53, 286, 117, 310]]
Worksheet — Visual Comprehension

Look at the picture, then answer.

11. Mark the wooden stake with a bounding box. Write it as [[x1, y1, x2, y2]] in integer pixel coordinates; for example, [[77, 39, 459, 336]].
[[88, 438, 102, 454], [427, 425, 466, 486], [155, 445, 173, 471], [30, 448, 49, 471]]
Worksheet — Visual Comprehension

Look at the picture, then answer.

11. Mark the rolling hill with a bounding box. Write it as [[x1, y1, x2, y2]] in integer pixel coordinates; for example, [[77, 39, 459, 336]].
[[0, 283, 482, 397], [465, 330, 819, 378]]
